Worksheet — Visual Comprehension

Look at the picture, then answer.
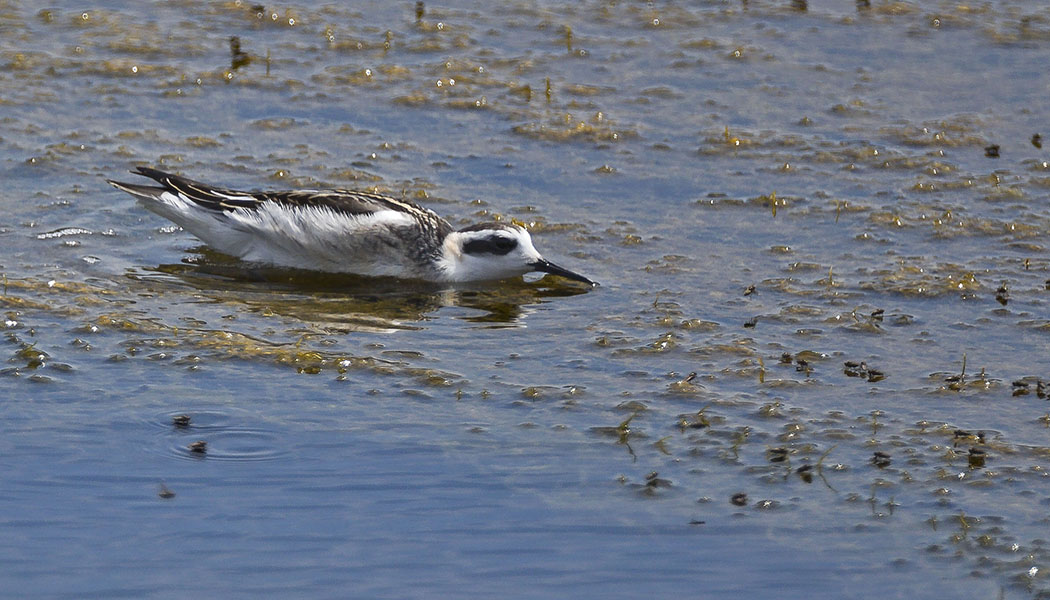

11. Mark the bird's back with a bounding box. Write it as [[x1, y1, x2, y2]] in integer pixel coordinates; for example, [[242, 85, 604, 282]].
[[108, 168, 453, 278]]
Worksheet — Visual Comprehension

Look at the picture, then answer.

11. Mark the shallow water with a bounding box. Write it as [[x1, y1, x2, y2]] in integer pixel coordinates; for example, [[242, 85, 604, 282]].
[[3, 0, 1050, 597]]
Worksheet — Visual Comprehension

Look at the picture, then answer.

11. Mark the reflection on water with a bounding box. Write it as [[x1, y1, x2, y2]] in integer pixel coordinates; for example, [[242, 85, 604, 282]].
[[136, 246, 594, 329]]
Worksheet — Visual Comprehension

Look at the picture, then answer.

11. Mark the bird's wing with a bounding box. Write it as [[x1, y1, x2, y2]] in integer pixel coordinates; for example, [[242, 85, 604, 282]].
[[125, 166, 443, 224]]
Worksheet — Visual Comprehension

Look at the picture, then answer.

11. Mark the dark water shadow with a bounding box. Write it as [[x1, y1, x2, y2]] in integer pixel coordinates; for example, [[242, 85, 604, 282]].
[[126, 247, 594, 329]]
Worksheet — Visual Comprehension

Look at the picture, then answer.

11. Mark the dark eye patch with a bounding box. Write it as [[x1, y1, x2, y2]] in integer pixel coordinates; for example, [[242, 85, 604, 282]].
[[463, 235, 518, 256]]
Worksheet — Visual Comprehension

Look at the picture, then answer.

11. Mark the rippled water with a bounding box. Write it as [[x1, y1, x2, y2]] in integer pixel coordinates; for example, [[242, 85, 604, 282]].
[[3, 0, 1050, 597]]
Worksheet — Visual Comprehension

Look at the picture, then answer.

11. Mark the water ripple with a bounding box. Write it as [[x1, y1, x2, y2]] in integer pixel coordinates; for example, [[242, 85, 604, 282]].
[[149, 409, 288, 462]]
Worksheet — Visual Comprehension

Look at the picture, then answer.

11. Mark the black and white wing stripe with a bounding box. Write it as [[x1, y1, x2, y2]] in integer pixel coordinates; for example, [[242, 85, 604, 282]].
[[124, 166, 448, 228]]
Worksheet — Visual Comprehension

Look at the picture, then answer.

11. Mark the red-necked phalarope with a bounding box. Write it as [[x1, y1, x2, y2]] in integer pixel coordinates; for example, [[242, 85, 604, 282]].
[[107, 167, 596, 285]]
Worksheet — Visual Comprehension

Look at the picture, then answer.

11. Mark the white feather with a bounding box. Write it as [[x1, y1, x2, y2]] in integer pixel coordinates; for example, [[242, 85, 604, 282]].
[[139, 191, 426, 277]]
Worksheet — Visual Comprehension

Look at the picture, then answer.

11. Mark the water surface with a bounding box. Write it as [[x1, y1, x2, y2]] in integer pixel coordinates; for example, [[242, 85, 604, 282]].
[[3, 1, 1050, 597]]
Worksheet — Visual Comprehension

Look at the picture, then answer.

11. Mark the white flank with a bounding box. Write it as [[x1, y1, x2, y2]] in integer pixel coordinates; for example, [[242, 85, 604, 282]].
[[138, 191, 422, 277]]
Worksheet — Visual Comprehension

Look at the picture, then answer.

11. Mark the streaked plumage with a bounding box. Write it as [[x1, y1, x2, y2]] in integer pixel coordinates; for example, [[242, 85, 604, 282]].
[[107, 167, 596, 285]]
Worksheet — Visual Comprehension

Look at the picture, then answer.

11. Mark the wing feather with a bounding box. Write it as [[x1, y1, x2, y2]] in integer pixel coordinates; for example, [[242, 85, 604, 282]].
[[128, 167, 445, 226]]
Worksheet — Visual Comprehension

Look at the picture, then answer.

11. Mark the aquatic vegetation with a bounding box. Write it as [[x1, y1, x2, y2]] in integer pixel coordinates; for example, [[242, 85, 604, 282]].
[[4, 0, 1050, 596]]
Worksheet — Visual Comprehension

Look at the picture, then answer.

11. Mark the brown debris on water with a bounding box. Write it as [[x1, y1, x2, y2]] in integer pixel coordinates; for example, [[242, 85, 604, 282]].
[[966, 448, 987, 469], [229, 36, 251, 71], [766, 447, 788, 463], [677, 407, 712, 430], [995, 282, 1009, 305], [796, 464, 814, 483], [667, 371, 701, 394], [871, 451, 891, 468]]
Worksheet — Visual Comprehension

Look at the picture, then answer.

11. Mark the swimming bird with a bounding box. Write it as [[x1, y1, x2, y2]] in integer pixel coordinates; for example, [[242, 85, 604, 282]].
[[107, 167, 596, 285]]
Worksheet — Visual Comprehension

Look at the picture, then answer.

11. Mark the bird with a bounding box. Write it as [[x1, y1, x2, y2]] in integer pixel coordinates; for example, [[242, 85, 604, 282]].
[[107, 167, 596, 285]]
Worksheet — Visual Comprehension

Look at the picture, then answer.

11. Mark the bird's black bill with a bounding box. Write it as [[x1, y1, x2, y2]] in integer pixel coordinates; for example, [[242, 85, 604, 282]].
[[530, 259, 597, 286]]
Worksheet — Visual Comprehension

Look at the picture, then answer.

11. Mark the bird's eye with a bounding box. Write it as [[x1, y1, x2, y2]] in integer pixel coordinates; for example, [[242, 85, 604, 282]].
[[463, 235, 518, 255]]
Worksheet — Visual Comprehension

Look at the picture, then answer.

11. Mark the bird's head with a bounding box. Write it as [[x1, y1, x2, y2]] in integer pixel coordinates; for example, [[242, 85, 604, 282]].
[[439, 223, 596, 285]]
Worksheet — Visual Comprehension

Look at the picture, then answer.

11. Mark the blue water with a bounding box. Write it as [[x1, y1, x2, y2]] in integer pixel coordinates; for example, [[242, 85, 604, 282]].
[[2, 1, 1050, 597]]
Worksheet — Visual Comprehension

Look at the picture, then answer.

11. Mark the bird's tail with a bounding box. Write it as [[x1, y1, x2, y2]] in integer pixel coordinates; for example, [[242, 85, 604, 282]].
[[105, 178, 166, 201]]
